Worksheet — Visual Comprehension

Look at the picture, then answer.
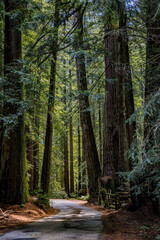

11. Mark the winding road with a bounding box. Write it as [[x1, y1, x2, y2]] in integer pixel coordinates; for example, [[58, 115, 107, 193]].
[[0, 200, 103, 240]]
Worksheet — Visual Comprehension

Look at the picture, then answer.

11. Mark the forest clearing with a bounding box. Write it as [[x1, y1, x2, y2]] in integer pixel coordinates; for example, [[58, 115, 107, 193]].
[[0, 0, 160, 239]]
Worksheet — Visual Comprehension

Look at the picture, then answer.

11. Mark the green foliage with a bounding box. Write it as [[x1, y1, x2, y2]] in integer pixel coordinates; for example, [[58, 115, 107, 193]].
[[139, 225, 150, 230], [36, 191, 50, 211], [128, 88, 160, 201], [51, 190, 68, 199], [69, 193, 77, 199], [78, 195, 89, 201]]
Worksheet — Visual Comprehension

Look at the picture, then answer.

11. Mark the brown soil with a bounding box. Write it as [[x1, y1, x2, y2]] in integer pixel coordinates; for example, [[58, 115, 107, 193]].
[[84, 201, 160, 240], [0, 198, 58, 236]]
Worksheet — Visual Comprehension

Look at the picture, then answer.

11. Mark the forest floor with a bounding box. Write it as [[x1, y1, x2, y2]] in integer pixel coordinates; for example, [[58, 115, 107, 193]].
[[0, 197, 58, 236], [84, 201, 160, 240]]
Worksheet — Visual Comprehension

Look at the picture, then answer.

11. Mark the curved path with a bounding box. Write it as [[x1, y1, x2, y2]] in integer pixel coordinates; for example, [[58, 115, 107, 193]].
[[0, 199, 103, 240]]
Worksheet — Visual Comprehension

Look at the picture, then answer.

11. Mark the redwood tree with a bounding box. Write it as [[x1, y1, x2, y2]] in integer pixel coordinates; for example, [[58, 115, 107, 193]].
[[41, 0, 60, 193], [74, 7, 101, 202], [103, 21, 119, 191], [0, 0, 27, 204], [63, 68, 69, 196], [69, 74, 74, 194]]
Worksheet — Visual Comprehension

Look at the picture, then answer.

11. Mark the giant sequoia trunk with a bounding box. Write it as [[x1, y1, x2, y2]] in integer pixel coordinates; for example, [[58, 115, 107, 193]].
[[41, 1, 59, 193], [64, 124, 69, 195], [77, 120, 81, 195], [33, 93, 40, 191], [69, 80, 74, 194], [75, 9, 101, 202], [118, 0, 136, 168], [103, 23, 119, 191], [118, 0, 138, 207], [69, 116, 74, 193], [118, 14, 130, 175], [98, 88, 103, 169], [0, 0, 3, 75], [41, 58, 57, 193], [63, 77, 69, 196], [26, 125, 34, 194], [0, 0, 4, 160], [0, 0, 26, 204], [31, 76, 40, 191]]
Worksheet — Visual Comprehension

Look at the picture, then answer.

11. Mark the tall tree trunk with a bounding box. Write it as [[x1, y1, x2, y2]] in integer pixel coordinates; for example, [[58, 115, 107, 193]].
[[64, 126, 69, 195], [0, 0, 27, 204], [33, 139, 39, 191], [103, 22, 119, 191], [33, 77, 40, 191], [74, 8, 101, 202], [98, 88, 103, 169], [0, 0, 4, 160], [118, 0, 136, 168], [63, 74, 69, 196], [41, 58, 57, 193], [118, 0, 139, 207], [26, 125, 34, 194], [0, 0, 3, 75], [117, 51, 129, 173], [69, 115, 74, 193], [41, 1, 59, 193], [118, 33, 129, 175], [91, 80, 96, 131], [77, 119, 81, 195], [69, 70, 74, 193], [82, 136, 87, 195]]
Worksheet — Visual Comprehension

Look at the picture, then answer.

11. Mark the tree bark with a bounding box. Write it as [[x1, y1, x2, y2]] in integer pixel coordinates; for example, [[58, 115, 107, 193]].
[[33, 77, 40, 191], [98, 88, 103, 169], [118, 0, 136, 168], [64, 126, 69, 195], [41, 57, 57, 193], [0, 0, 3, 75], [74, 8, 101, 202], [26, 125, 34, 194], [0, 0, 4, 161], [77, 119, 81, 195], [0, 0, 27, 204], [41, 1, 59, 193], [69, 71, 74, 193], [103, 22, 119, 191], [63, 75, 69, 196], [69, 116, 74, 193], [118, 36, 129, 174], [82, 136, 87, 195]]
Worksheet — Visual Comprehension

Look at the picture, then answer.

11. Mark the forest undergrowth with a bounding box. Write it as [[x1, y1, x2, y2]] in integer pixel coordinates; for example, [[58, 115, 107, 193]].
[[85, 201, 160, 240]]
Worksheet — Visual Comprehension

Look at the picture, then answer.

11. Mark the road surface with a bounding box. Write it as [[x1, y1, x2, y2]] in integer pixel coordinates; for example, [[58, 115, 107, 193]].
[[0, 199, 103, 240]]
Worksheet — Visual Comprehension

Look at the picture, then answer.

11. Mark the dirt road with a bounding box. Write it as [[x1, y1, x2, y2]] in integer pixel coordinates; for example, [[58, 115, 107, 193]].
[[0, 199, 103, 240]]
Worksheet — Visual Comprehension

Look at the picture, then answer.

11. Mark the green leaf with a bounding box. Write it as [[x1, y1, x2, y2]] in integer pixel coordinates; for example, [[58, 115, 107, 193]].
[[155, 235, 160, 240]]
